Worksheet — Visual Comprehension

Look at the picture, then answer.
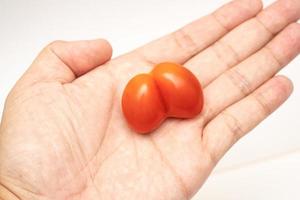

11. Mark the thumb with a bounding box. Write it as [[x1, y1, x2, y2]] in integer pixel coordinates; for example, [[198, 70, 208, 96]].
[[19, 39, 113, 86]]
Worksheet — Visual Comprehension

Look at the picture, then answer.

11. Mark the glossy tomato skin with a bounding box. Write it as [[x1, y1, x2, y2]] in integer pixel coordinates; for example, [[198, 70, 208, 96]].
[[151, 62, 203, 118], [122, 62, 204, 134], [122, 74, 167, 134]]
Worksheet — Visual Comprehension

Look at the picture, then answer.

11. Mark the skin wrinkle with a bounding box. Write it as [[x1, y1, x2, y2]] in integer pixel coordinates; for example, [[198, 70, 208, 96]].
[[65, 75, 117, 198], [211, 12, 230, 32], [47, 106, 82, 196], [62, 87, 88, 166], [64, 185, 85, 200], [1, 95, 35, 130], [61, 135, 127, 199], [4, 84, 53, 116], [76, 73, 117, 178], [62, 85, 105, 174], [58, 85, 108, 191], [216, 40, 242, 65], [1, 159, 44, 197], [0, 176, 43, 200], [0, 182, 22, 200], [135, 50, 157, 66], [48, 47, 75, 83], [90, 140, 126, 199], [264, 46, 283, 67], [252, 93, 272, 117], [202, 113, 235, 166], [172, 28, 199, 59], [210, 42, 233, 72], [200, 135, 218, 168], [35, 86, 87, 196], [255, 17, 276, 36], [149, 136, 189, 200], [90, 129, 153, 199], [55, 89, 91, 199], [84, 105, 113, 179], [86, 95, 120, 199], [219, 111, 245, 143], [59, 172, 87, 199], [227, 68, 253, 97], [3, 86, 73, 197]]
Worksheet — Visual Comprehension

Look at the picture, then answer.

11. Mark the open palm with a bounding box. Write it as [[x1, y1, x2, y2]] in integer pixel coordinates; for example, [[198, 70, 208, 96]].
[[1, 0, 300, 199]]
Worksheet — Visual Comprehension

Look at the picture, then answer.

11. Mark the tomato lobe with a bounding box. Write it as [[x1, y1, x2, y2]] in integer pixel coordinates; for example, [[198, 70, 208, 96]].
[[122, 74, 167, 133]]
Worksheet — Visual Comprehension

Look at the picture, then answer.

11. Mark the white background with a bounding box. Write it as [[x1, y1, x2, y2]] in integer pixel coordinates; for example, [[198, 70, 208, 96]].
[[0, 0, 299, 199]]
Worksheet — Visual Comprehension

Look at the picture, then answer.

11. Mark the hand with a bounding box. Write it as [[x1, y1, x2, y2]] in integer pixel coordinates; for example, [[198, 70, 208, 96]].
[[1, 0, 299, 199]]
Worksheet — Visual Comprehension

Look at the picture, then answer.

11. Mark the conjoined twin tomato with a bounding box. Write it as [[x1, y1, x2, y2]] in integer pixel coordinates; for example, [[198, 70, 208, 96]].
[[122, 62, 204, 134]]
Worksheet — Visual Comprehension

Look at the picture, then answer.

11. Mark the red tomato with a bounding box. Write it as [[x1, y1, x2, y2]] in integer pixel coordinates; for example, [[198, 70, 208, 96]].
[[122, 62, 204, 134]]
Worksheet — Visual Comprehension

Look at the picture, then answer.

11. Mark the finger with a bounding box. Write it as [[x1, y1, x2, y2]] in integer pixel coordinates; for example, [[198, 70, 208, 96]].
[[19, 39, 112, 85], [202, 23, 300, 122], [202, 76, 293, 163], [186, 0, 300, 86], [136, 0, 263, 64]]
